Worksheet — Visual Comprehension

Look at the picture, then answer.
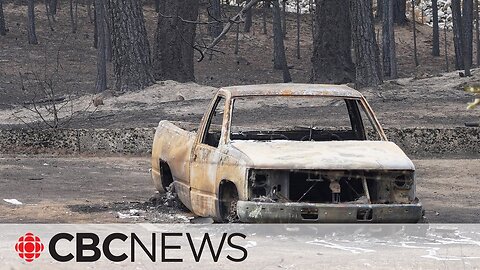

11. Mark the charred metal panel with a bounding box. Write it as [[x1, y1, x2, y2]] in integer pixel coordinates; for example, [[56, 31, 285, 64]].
[[237, 201, 423, 223]]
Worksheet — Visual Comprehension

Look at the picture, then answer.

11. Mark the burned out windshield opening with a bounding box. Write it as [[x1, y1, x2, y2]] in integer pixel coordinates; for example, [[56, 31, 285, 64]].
[[230, 96, 381, 142]]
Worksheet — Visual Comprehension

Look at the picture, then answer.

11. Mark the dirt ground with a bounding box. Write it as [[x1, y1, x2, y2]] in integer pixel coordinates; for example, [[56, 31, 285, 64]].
[[0, 155, 478, 223], [0, 155, 194, 223]]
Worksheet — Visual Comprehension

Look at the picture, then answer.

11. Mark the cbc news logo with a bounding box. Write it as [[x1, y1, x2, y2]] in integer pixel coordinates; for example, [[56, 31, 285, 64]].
[[15, 232, 45, 262], [12, 231, 247, 263]]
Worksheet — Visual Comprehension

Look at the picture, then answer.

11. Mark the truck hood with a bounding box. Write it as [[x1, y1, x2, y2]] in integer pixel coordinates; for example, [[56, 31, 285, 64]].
[[230, 140, 414, 171]]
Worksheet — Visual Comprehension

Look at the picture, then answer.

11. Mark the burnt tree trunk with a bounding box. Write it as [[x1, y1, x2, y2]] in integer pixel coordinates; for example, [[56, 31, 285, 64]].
[[153, 0, 199, 82], [0, 0, 6, 36], [311, 0, 354, 84], [393, 0, 407, 24], [87, 0, 94, 22], [262, 1, 268, 34], [235, 11, 240, 54], [382, 0, 397, 78], [444, 22, 449, 71], [376, 0, 383, 21], [95, 0, 107, 92], [69, 0, 77, 33], [281, 0, 286, 35], [155, 0, 160, 12], [45, 0, 54, 31], [350, 0, 382, 88], [27, 0, 38, 44], [208, 0, 222, 38], [272, 0, 291, 82], [93, 1, 98, 48], [50, 0, 57, 15], [108, 0, 154, 91], [104, 2, 112, 62], [463, 0, 473, 76], [296, 0, 300, 59], [411, 0, 418, 66], [309, 0, 314, 40], [244, 7, 252, 32], [432, 0, 440, 56], [451, 0, 464, 70], [476, 0, 479, 66]]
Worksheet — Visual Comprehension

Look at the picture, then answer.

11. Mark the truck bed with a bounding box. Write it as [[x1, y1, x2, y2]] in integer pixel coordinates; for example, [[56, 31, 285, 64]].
[[151, 120, 196, 192]]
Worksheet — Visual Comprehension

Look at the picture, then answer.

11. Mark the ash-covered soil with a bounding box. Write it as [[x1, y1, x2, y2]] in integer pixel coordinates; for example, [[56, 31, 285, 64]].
[[0, 3, 478, 130], [0, 70, 478, 130], [0, 156, 478, 223]]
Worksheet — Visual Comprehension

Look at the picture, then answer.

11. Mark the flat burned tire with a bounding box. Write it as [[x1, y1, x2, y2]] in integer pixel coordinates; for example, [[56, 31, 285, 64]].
[[159, 161, 174, 192], [218, 181, 239, 223]]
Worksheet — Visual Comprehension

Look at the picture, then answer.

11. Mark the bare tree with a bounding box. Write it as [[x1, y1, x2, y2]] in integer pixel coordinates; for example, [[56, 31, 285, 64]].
[[281, 0, 286, 35], [107, 0, 154, 92], [44, 0, 55, 31], [383, 0, 397, 78], [93, 1, 98, 48], [69, 0, 78, 33], [208, 0, 222, 38], [199, 0, 262, 59], [451, 0, 464, 70], [463, 0, 473, 76], [87, 0, 94, 22], [153, 0, 199, 82], [476, 0, 479, 66], [105, 3, 113, 62], [311, 0, 354, 84], [350, 0, 382, 88], [295, 0, 300, 59], [379, 0, 407, 23], [432, 0, 440, 56], [235, 19, 240, 54], [262, 1, 268, 34], [376, 0, 383, 21], [411, 0, 418, 66], [393, 0, 407, 24], [272, 0, 291, 82], [244, 6, 253, 32], [309, 0, 314, 39], [0, 0, 6, 36], [444, 23, 449, 71], [27, 0, 38, 44], [49, 0, 57, 16], [95, 0, 107, 92]]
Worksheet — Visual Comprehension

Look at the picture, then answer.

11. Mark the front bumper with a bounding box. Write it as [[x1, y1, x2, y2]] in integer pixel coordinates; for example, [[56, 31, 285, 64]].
[[237, 201, 423, 223]]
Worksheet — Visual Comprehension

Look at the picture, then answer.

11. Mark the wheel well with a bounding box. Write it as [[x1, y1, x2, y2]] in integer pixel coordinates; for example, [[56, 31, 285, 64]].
[[218, 180, 239, 221], [159, 160, 174, 191]]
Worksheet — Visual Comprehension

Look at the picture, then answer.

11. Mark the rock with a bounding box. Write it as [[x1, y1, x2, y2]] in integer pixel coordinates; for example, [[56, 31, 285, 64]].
[[175, 94, 185, 101], [92, 95, 104, 107]]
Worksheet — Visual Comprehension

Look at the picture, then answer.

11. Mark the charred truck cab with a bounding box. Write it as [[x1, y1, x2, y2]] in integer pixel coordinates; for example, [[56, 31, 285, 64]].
[[151, 84, 423, 223]]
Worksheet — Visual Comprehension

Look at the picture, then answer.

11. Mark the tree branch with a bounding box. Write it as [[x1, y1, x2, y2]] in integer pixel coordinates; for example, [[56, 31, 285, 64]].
[[198, 0, 264, 62]]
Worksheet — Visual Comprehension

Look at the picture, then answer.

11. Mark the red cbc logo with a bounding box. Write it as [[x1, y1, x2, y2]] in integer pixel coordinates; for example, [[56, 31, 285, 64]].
[[15, 232, 44, 262]]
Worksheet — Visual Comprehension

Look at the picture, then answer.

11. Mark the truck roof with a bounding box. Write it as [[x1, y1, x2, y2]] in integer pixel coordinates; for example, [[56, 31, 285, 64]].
[[220, 83, 363, 98]]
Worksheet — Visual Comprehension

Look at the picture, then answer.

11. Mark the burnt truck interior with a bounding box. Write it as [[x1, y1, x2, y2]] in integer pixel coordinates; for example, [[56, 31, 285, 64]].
[[229, 96, 382, 143], [202, 96, 382, 147]]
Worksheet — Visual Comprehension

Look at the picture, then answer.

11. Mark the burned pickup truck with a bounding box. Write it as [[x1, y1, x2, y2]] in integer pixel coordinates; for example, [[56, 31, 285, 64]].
[[151, 84, 422, 223]]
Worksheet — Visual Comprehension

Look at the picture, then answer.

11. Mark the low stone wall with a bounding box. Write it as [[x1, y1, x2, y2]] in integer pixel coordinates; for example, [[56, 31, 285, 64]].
[[0, 127, 478, 157], [0, 128, 155, 155], [383, 127, 479, 158]]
